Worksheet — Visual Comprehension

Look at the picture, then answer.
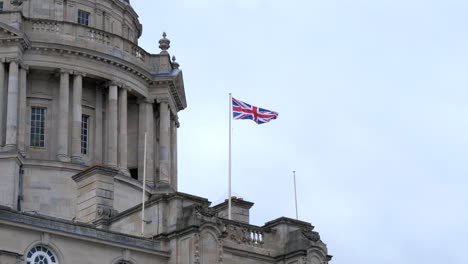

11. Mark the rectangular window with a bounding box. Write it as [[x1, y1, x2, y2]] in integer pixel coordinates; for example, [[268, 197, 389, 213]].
[[0, 1, 4, 11], [77, 10, 90, 26], [30, 107, 46, 148], [81, 115, 90, 155]]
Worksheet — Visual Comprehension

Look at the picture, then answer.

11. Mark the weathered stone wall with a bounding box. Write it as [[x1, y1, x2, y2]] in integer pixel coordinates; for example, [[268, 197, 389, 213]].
[[21, 164, 79, 220], [0, 209, 169, 264], [13, 0, 141, 43]]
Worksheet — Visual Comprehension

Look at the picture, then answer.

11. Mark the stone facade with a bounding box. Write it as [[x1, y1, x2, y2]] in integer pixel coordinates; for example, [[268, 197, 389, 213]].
[[0, 1, 332, 263]]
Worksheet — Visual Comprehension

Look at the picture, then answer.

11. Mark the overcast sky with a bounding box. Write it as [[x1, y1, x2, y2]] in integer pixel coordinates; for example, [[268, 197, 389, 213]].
[[132, 1, 467, 263]]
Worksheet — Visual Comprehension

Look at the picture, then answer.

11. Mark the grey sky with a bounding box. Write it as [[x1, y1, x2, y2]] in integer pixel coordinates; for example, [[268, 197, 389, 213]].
[[132, 1, 468, 263]]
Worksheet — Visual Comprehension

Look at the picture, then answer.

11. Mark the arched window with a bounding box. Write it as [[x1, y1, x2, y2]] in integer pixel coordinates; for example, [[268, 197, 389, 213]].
[[26, 246, 59, 264], [116, 261, 131, 264]]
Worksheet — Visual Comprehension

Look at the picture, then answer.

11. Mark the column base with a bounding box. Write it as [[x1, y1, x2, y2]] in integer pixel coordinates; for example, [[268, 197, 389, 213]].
[[57, 154, 71, 162], [153, 182, 174, 195], [71, 156, 84, 164], [119, 168, 131, 177], [1, 145, 17, 152]]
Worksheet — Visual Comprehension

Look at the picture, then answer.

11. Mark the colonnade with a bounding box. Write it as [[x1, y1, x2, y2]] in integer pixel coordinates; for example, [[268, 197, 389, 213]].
[[0, 60, 178, 190]]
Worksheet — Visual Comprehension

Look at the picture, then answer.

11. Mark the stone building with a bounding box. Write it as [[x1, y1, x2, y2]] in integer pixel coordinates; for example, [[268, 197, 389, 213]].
[[0, 0, 332, 263]]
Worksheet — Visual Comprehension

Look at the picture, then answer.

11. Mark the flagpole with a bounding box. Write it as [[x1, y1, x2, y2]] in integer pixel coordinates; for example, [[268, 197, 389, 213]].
[[228, 93, 232, 220], [293, 170, 298, 220]]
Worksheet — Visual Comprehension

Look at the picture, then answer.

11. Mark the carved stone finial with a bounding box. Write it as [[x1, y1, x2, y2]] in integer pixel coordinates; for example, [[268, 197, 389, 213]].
[[172, 55, 180, 69], [159, 32, 171, 53]]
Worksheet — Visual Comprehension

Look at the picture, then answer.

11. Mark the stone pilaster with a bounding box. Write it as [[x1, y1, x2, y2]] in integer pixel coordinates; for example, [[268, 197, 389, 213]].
[[138, 99, 154, 184], [5, 59, 20, 150], [72, 166, 118, 226], [0, 62, 5, 147], [158, 101, 171, 186], [17, 65, 28, 156], [107, 83, 118, 168], [170, 116, 178, 191], [56, 69, 71, 162], [94, 86, 103, 164], [118, 86, 129, 175], [71, 72, 85, 164]]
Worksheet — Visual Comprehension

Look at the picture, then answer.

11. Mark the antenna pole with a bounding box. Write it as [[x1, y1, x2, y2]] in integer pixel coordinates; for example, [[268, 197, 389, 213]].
[[293, 171, 298, 220]]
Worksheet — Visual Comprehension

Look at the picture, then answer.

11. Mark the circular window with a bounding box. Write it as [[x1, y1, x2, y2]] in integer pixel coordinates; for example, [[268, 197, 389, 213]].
[[26, 246, 58, 264]]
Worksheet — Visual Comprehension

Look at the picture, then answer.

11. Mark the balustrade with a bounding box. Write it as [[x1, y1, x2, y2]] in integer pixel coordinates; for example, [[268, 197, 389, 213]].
[[27, 18, 150, 67], [222, 220, 269, 248], [32, 20, 60, 33]]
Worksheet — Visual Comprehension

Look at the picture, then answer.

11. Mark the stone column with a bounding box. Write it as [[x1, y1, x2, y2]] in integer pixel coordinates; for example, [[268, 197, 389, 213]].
[[5, 59, 20, 150], [94, 86, 103, 164], [170, 117, 178, 191], [138, 99, 154, 183], [0, 62, 5, 146], [71, 72, 85, 164], [107, 83, 118, 168], [158, 101, 171, 186], [57, 69, 71, 162], [17, 65, 28, 155], [118, 86, 129, 175]]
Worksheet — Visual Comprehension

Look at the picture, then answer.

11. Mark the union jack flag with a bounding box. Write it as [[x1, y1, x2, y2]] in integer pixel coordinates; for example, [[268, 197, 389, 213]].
[[232, 97, 278, 124]]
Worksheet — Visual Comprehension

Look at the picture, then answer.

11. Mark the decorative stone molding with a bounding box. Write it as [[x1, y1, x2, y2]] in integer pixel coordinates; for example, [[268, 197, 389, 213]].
[[194, 233, 200, 264], [218, 238, 224, 263], [194, 205, 217, 218], [302, 230, 320, 242], [30, 45, 153, 84], [41, 233, 50, 246], [97, 206, 118, 219]]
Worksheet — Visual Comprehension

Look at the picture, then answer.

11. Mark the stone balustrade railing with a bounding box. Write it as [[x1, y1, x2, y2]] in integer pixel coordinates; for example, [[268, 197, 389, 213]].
[[221, 219, 272, 248], [32, 20, 60, 33], [87, 29, 110, 45], [25, 18, 151, 68]]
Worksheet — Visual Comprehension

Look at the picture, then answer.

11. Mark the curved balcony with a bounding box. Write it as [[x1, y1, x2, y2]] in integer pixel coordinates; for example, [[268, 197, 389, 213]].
[[23, 18, 152, 72]]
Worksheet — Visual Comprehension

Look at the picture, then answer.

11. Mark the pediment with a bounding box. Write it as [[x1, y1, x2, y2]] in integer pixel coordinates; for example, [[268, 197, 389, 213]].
[[0, 22, 30, 48], [0, 23, 21, 38]]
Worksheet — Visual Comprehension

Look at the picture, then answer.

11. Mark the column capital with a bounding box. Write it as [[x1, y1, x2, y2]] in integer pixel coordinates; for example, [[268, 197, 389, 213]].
[[20, 64, 29, 72], [156, 97, 170, 105], [121, 85, 133, 92], [171, 115, 180, 128], [59, 68, 74, 75], [73, 71, 87, 77], [5, 57, 22, 65]]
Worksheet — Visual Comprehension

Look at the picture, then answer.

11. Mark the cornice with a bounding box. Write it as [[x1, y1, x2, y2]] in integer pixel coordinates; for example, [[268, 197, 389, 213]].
[[0, 207, 169, 256], [0, 21, 31, 49], [29, 43, 153, 84]]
